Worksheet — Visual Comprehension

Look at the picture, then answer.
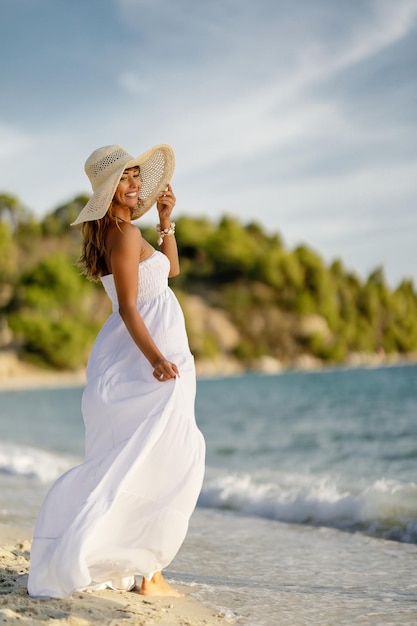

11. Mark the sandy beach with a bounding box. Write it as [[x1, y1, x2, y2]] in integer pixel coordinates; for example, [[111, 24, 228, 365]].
[[0, 526, 228, 626]]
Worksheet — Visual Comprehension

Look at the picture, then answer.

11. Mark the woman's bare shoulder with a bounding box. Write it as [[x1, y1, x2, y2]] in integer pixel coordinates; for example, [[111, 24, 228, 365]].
[[107, 222, 142, 248]]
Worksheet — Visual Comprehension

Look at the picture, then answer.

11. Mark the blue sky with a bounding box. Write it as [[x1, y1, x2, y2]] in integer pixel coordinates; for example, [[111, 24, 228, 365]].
[[1, 0, 416, 287]]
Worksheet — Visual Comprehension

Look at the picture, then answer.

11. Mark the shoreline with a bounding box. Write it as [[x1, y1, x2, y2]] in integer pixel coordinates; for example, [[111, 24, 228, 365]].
[[0, 525, 229, 626], [0, 369, 87, 391], [0, 351, 416, 391]]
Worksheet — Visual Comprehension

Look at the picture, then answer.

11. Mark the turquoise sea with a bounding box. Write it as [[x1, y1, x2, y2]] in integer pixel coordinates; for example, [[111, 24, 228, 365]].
[[1, 364, 417, 624]]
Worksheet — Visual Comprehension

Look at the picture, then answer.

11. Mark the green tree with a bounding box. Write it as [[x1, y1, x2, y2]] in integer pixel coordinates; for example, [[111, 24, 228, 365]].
[[41, 195, 90, 236], [0, 193, 32, 230], [205, 216, 260, 281], [8, 254, 100, 369], [0, 222, 18, 282]]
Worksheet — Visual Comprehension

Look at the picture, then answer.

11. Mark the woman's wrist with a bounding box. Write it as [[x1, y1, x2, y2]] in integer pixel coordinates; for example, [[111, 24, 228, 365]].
[[156, 222, 176, 246], [152, 357, 166, 368], [158, 217, 173, 228]]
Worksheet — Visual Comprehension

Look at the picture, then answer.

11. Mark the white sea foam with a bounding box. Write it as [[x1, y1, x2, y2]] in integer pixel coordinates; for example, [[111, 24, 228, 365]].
[[199, 470, 417, 543], [2, 441, 417, 543], [0, 442, 78, 483]]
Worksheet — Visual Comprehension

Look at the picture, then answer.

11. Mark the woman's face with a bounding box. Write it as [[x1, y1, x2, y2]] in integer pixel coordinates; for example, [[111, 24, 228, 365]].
[[113, 166, 142, 210]]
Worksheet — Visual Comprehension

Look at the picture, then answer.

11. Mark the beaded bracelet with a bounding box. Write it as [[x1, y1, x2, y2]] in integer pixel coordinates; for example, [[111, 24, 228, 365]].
[[157, 222, 176, 246]]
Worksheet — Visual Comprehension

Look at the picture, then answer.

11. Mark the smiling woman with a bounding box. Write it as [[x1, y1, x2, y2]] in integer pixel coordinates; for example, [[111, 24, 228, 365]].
[[27, 143, 206, 600]]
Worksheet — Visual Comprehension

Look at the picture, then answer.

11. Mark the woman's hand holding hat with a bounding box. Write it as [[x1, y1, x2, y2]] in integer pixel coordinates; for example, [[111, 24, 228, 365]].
[[156, 184, 176, 226]]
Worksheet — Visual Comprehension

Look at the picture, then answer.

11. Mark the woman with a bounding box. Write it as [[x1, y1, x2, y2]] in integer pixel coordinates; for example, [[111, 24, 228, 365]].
[[28, 144, 206, 599]]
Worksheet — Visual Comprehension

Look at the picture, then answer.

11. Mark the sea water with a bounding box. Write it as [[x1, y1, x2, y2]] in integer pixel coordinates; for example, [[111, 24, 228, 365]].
[[1, 364, 417, 624]]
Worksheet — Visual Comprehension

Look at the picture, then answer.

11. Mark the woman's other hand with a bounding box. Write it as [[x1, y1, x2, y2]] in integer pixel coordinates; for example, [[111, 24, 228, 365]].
[[152, 358, 179, 382]]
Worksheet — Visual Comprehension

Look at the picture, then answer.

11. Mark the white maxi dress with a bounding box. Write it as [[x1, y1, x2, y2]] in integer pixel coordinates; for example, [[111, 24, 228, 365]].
[[28, 250, 206, 598]]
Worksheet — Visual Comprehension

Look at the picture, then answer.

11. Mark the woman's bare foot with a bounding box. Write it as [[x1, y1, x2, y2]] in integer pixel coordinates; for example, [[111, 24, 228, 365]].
[[138, 571, 184, 597]]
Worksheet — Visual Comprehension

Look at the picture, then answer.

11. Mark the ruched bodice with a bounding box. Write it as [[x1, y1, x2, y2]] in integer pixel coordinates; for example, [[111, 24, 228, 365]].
[[100, 250, 170, 311]]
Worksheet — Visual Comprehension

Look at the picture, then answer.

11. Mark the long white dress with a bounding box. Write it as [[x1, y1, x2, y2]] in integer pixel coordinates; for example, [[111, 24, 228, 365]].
[[28, 250, 206, 599]]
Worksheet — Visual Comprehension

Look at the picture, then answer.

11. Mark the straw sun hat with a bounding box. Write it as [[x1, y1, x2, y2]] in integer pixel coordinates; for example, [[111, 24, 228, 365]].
[[71, 144, 175, 226]]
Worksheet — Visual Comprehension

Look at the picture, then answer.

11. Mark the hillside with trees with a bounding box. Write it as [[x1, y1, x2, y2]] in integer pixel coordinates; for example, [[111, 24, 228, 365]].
[[1, 192, 417, 376]]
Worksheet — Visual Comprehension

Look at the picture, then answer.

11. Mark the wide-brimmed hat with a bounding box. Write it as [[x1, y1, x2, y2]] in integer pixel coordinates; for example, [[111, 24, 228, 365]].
[[71, 143, 175, 225]]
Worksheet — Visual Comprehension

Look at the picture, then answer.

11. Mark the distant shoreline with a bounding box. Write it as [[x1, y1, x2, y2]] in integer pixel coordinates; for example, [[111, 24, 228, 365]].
[[1, 349, 416, 391]]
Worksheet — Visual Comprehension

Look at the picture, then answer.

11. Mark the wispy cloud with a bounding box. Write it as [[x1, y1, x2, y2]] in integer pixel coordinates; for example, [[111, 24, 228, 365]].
[[0, 0, 416, 285], [0, 124, 34, 159], [112, 0, 417, 180]]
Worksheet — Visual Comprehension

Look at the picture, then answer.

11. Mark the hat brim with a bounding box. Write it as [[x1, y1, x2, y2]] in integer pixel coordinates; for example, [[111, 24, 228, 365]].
[[71, 144, 175, 226]]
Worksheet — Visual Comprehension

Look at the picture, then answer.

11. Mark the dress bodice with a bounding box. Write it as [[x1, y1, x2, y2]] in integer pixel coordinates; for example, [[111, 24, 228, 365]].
[[100, 250, 170, 312]]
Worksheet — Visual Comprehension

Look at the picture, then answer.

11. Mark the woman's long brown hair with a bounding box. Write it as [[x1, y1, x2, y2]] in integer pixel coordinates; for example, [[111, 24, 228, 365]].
[[77, 207, 120, 281]]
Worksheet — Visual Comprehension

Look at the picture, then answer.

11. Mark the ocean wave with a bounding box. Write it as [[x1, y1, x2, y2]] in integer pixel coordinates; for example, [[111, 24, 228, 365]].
[[0, 442, 79, 483], [199, 471, 417, 543]]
